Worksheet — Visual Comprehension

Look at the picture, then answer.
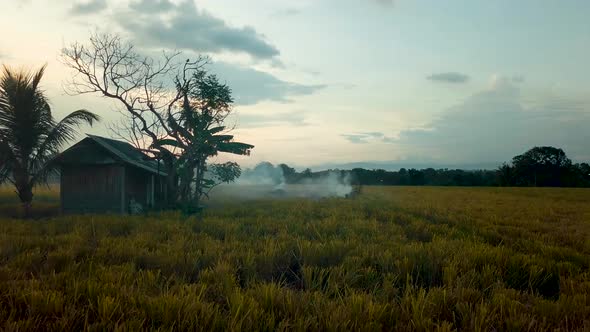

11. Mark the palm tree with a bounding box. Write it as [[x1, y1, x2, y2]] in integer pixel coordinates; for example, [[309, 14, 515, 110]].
[[0, 65, 99, 214]]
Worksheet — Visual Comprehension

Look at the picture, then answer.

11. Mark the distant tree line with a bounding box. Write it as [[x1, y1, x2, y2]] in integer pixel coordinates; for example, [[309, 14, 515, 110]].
[[266, 146, 590, 188], [497, 147, 590, 187]]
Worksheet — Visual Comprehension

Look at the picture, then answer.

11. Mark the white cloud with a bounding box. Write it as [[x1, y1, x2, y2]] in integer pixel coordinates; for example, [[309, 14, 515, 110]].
[[210, 61, 325, 105], [427, 72, 470, 84], [398, 77, 590, 163], [69, 0, 107, 15], [116, 0, 280, 60]]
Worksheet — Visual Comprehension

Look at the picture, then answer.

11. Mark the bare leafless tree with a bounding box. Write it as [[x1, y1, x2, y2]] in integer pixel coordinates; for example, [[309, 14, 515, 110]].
[[61, 33, 252, 208]]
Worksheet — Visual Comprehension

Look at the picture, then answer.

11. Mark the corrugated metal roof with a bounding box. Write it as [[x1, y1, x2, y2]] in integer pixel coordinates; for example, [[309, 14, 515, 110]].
[[56, 135, 167, 176], [86, 135, 167, 176]]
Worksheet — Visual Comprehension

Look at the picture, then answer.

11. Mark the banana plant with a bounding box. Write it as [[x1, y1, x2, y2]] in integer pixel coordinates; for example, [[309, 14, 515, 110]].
[[152, 73, 253, 209]]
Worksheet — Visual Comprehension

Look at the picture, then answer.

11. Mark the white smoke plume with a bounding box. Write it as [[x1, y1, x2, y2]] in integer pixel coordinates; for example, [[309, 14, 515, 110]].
[[212, 162, 353, 201], [237, 162, 284, 186], [296, 172, 353, 198]]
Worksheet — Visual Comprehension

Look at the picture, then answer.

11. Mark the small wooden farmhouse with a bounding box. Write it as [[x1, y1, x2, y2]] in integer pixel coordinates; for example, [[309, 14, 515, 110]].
[[55, 135, 167, 214]]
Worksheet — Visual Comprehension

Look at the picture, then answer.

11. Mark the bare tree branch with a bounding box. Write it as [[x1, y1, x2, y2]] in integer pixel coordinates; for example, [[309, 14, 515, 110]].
[[61, 32, 251, 208]]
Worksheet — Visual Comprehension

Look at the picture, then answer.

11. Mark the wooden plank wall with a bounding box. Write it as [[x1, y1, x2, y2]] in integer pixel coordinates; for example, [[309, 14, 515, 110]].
[[61, 165, 124, 214], [125, 167, 167, 210], [125, 167, 150, 210]]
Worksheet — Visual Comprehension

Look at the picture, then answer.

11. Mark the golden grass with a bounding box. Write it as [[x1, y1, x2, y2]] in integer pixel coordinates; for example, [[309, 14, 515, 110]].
[[0, 186, 589, 330], [0, 184, 60, 218]]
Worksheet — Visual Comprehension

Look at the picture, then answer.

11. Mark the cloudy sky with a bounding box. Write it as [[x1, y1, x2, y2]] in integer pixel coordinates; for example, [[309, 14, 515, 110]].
[[1, 0, 589, 169]]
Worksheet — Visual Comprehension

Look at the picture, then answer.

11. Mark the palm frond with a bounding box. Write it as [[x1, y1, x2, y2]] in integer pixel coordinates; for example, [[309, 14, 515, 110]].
[[217, 141, 254, 156], [0, 139, 15, 184], [0, 65, 100, 192], [30, 64, 47, 91], [0, 65, 53, 159], [208, 126, 226, 134], [210, 134, 234, 142], [28, 152, 61, 187], [51, 109, 100, 143], [29, 109, 99, 184]]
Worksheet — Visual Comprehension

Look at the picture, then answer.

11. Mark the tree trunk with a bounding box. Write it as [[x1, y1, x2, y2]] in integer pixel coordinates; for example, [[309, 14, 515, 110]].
[[15, 180, 33, 218], [166, 172, 178, 207], [179, 167, 195, 203], [161, 156, 178, 208], [194, 159, 206, 209]]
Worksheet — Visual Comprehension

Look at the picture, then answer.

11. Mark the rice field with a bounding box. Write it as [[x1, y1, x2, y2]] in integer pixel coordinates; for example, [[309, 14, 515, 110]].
[[0, 186, 589, 331]]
